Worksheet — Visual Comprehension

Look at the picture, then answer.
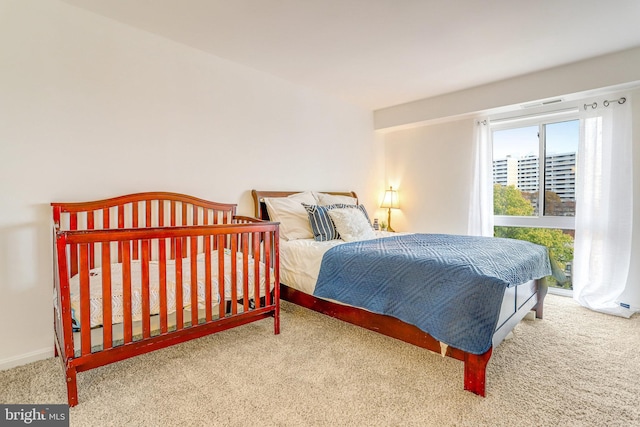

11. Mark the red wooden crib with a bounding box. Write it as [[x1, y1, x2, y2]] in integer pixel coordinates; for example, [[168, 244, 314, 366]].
[[52, 192, 279, 406]]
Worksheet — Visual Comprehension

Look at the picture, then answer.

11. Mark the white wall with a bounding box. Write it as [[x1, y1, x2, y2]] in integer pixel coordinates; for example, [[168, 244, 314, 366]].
[[383, 119, 475, 235], [0, 0, 378, 368]]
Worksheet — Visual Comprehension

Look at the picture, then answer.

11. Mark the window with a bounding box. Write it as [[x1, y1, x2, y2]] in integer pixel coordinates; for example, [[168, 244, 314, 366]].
[[492, 113, 579, 292]]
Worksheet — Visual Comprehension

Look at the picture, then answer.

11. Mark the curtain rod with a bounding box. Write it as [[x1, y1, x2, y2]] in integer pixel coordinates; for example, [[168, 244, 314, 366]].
[[583, 96, 626, 110]]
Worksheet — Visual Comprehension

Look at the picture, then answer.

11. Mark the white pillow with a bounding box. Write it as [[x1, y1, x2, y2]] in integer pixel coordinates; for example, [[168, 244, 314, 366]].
[[315, 192, 357, 206], [264, 191, 317, 241], [327, 208, 377, 242]]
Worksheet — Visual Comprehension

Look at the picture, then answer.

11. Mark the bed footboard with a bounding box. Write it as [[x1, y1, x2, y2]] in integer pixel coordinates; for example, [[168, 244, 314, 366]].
[[280, 277, 547, 397], [52, 192, 280, 406]]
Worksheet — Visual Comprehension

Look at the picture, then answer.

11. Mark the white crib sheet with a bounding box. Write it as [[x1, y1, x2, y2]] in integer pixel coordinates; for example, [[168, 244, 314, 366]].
[[69, 249, 275, 328]]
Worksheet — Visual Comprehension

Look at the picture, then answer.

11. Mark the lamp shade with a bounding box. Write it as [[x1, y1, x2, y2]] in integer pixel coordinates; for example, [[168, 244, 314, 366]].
[[380, 186, 399, 209]]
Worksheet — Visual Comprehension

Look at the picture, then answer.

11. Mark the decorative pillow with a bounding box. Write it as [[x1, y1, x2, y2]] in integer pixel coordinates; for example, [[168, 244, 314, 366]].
[[355, 204, 372, 225], [302, 203, 348, 241], [315, 192, 357, 206], [303, 203, 373, 241], [264, 191, 317, 240], [327, 208, 377, 242]]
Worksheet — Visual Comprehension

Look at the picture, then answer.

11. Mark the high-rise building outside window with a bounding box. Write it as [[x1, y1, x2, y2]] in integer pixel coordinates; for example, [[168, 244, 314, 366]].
[[492, 116, 579, 292]]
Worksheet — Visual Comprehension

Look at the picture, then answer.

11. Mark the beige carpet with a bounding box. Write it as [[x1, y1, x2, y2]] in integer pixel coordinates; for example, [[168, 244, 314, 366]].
[[1, 294, 639, 426]]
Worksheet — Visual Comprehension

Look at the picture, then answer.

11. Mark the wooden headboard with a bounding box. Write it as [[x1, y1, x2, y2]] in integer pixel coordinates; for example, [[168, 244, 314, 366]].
[[251, 190, 359, 220]]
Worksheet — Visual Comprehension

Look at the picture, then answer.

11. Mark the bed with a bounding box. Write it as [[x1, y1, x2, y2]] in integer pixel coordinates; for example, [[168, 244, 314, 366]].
[[52, 192, 280, 406], [251, 189, 549, 397]]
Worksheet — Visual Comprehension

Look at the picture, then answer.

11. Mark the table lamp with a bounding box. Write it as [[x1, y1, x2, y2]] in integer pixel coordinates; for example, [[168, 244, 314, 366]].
[[380, 186, 399, 232]]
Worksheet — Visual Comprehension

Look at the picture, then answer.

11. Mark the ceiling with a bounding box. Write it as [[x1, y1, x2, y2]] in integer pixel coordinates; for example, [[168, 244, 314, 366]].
[[61, 0, 640, 110]]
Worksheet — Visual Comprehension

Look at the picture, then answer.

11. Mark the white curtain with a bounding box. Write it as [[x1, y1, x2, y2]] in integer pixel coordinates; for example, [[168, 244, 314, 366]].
[[468, 119, 494, 237], [573, 96, 635, 317]]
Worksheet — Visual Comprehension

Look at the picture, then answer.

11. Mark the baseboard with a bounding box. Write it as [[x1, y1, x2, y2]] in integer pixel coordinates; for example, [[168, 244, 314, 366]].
[[0, 348, 53, 371]]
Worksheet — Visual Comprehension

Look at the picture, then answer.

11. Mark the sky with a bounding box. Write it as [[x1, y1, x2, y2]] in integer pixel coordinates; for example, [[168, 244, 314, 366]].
[[492, 119, 579, 160]]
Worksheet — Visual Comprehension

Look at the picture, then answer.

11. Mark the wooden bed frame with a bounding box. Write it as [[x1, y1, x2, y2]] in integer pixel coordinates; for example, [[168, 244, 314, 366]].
[[251, 189, 547, 397], [52, 192, 280, 406]]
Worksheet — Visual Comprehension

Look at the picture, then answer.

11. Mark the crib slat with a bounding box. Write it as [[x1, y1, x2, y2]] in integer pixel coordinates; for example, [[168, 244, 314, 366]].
[[132, 203, 139, 260], [171, 201, 177, 227], [159, 238, 168, 333], [141, 239, 151, 338], [101, 242, 113, 350], [87, 212, 95, 269], [103, 208, 110, 230], [264, 232, 272, 306], [182, 203, 188, 258], [253, 232, 261, 309], [203, 209, 211, 259], [146, 200, 152, 227], [217, 235, 225, 319], [204, 235, 212, 322], [118, 205, 124, 228], [70, 212, 78, 230], [79, 244, 91, 356], [70, 213, 78, 277], [122, 241, 133, 343], [190, 236, 198, 326], [242, 233, 249, 313], [230, 234, 238, 315], [213, 210, 220, 250], [117, 205, 124, 263], [175, 238, 183, 330], [87, 211, 94, 229], [170, 201, 176, 259], [102, 207, 112, 347], [132, 203, 138, 228]]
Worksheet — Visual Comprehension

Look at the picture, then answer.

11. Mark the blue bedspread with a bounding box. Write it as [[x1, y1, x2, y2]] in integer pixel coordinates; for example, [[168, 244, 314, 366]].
[[313, 234, 551, 355]]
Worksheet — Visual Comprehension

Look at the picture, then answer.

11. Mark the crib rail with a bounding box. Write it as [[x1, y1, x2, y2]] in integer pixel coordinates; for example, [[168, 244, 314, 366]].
[[54, 222, 279, 360]]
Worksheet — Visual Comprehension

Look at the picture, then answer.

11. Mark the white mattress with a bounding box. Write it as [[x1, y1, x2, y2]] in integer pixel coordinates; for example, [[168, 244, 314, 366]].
[[280, 231, 400, 295], [69, 249, 275, 328]]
